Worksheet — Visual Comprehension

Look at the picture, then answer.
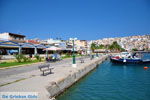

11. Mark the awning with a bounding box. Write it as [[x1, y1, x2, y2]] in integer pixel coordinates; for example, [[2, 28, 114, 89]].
[[9, 50, 18, 53]]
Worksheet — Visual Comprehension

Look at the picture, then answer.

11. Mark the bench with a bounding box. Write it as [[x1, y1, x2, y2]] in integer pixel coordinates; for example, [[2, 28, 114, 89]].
[[80, 57, 84, 63], [38, 64, 54, 76]]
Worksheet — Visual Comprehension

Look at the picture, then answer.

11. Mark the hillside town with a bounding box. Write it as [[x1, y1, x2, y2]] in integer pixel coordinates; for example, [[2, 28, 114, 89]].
[[89, 35, 150, 51]]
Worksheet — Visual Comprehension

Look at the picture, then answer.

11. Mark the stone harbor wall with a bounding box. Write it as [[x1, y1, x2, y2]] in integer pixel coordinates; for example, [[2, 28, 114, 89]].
[[46, 55, 108, 99]]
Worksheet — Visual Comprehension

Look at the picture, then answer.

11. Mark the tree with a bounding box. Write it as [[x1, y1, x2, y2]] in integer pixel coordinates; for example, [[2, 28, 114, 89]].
[[90, 43, 97, 52], [97, 44, 105, 49], [132, 48, 138, 51], [108, 41, 125, 52]]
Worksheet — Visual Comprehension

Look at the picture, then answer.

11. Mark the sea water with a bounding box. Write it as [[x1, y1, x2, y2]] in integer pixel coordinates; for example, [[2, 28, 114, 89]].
[[57, 53, 150, 100]]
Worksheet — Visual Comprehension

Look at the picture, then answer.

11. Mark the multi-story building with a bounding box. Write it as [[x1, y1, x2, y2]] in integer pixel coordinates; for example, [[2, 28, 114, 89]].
[[40, 38, 62, 46], [0, 32, 26, 43], [0, 33, 47, 56], [67, 39, 87, 51], [75, 40, 87, 50]]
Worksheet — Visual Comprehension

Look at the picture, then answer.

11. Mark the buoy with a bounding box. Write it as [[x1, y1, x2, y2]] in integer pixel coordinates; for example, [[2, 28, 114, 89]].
[[144, 66, 148, 69]]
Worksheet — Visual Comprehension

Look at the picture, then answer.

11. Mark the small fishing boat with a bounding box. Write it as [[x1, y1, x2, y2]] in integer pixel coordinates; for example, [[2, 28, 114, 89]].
[[110, 52, 150, 64]]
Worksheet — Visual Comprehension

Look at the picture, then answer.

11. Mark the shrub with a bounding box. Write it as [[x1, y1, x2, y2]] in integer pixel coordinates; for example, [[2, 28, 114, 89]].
[[0, 62, 6, 64], [14, 54, 24, 63], [14, 54, 32, 63], [22, 56, 26, 62], [22, 55, 31, 62], [35, 55, 42, 62], [27, 57, 32, 62]]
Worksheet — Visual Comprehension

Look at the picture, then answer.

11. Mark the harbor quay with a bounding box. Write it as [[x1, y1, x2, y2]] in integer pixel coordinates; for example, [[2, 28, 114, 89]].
[[0, 55, 108, 100], [1, 1, 150, 100]]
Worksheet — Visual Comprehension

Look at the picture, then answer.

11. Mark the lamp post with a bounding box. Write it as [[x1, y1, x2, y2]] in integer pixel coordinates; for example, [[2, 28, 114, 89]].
[[70, 38, 77, 68]]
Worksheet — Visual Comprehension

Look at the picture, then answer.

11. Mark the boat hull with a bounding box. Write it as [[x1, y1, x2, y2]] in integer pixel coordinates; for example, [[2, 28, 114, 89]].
[[110, 57, 144, 64]]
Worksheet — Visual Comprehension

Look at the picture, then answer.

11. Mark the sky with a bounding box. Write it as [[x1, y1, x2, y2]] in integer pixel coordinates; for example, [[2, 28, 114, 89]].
[[0, 0, 150, 40]]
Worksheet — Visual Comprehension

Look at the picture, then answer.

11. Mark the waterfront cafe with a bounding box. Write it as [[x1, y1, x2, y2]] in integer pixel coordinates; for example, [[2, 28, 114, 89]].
[[0, 41, 47, 56], [0, 40, 75, 60]]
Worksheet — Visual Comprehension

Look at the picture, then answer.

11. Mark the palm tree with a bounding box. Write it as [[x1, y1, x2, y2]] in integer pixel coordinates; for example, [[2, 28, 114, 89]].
[[91, 43, 97, 52]]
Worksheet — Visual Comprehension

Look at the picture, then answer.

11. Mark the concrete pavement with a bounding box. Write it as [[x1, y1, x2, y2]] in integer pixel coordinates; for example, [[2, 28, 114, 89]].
[[0, 57, 88, 87], [0, 55, 107, 100], [0, 57, 82, 78]]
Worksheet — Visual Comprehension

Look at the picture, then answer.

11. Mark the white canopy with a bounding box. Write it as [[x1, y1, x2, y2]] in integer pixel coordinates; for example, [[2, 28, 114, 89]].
[[44, 46, 62, 51]]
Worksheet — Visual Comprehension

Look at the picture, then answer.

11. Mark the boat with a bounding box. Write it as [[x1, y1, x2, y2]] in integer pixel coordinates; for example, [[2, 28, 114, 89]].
[[110, 52, 150, 64]]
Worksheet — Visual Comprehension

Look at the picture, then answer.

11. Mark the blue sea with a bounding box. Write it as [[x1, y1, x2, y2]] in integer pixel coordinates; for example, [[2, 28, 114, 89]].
[[57, 53, 150, 100]]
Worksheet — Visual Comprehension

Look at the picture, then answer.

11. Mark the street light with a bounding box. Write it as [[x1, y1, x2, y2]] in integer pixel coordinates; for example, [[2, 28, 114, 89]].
[[69, 38, 77, 68]]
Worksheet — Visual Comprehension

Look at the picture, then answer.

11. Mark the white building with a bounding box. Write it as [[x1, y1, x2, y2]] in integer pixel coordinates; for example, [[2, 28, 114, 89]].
[[0, 32, 26, 43]]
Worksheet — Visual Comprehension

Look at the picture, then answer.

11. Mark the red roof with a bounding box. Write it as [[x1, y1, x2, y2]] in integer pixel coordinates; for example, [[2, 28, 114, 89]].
[[26, 40, 40, 44]]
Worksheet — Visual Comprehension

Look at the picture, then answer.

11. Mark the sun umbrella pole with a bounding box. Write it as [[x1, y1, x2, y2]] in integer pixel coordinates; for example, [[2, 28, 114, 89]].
[[46, 49, 48, 58]]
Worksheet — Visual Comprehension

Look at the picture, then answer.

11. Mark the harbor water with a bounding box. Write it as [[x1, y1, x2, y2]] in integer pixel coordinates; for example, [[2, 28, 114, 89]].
[[57, 54, 150, 100]]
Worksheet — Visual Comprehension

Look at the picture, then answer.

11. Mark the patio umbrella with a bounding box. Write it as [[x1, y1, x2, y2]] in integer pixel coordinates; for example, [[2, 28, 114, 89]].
[[44, 46, 62, 51], [44, 46, 62, 58]]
